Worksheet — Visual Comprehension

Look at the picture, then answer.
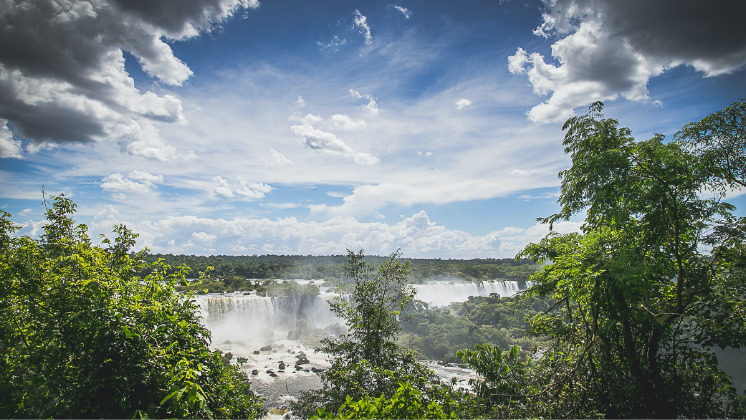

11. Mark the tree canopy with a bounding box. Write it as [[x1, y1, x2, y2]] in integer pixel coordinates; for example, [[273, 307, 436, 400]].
[[460, 101, 746, 418], [0, 194, 264, 418]]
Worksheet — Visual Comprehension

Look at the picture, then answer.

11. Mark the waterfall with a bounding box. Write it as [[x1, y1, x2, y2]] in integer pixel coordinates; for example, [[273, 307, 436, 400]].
[[196, 281, 524, 326], [195, 292, 341, 345], [194, 280, 524, 343], [413, 280, 521, 308]]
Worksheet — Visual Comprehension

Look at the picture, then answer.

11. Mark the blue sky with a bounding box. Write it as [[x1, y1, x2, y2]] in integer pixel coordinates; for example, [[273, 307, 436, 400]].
[[1, 0, 745, 258]]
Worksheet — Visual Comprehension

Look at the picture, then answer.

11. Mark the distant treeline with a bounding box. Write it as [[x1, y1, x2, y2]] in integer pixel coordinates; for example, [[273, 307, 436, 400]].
[[138, 253, 539, 284]]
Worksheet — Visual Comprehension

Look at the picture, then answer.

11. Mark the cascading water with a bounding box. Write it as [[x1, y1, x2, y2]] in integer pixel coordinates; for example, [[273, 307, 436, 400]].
[[193, 279, 527, 408], [195, 280, 525, 339], [413, 280, 521, 308], [197, 293, 339, 329], [194, 291, 344, 407], [195, 292, 341, 345]]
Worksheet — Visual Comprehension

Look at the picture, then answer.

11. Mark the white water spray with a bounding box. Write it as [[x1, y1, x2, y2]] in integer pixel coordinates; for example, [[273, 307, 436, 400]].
[[413, 280, 521, 307]]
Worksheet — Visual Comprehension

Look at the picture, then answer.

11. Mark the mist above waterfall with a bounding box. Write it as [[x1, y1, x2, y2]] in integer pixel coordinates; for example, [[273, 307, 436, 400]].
[[413, 280, 521, 308]]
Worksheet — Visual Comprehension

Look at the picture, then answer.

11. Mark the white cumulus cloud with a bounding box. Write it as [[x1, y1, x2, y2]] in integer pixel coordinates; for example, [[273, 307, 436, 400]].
[[0, 119, 22, 158], [211, 176, 273, 199], [0, 0, 258, 155], [109, 210, 583, 259], [212, 176, 235, 198], [353, 9, 373, 45], [455, 98, 472, 110], [510, 0, 746, 123], [101, 171, 163, 193], [349, 89, 379, 115], [262, 149, 294, 167], [290, 113, 379, 165], [329, 114, 367, 130]]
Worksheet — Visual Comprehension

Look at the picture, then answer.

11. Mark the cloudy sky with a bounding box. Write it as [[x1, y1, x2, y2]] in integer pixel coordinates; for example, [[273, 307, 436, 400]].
[[2, 0, 745, 258]]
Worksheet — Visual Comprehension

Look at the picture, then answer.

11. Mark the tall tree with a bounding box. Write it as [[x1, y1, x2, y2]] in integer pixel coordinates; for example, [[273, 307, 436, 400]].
[[0, 194, 264, 418], [292, 250, 462, 418], [462, 102, 746, 418]]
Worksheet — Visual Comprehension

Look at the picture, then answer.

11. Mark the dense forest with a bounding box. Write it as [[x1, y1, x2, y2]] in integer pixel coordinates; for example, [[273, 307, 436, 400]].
[[2, 100, 745, 418], [138, 253, 537, 287], [399, 293, 550, 363]]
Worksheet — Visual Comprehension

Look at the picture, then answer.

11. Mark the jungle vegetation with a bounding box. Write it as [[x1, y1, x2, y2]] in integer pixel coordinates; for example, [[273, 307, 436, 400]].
[[0, 195, 265, 418]]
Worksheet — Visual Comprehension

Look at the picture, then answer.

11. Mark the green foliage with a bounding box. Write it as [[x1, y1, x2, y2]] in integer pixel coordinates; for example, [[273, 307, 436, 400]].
[[0, 195, 264, 418], [326, 249, 414, 368], [458, 293, 548, 330], [459, 102, 746, 418], [315, 382, 457, 419], [676, 99, 746, 189], [456, 344, 546, 418], [265, 280, 320, 298], [399, 294, 550, 362], [292, 250, 465, 418], [400, 305, 501, 362]]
